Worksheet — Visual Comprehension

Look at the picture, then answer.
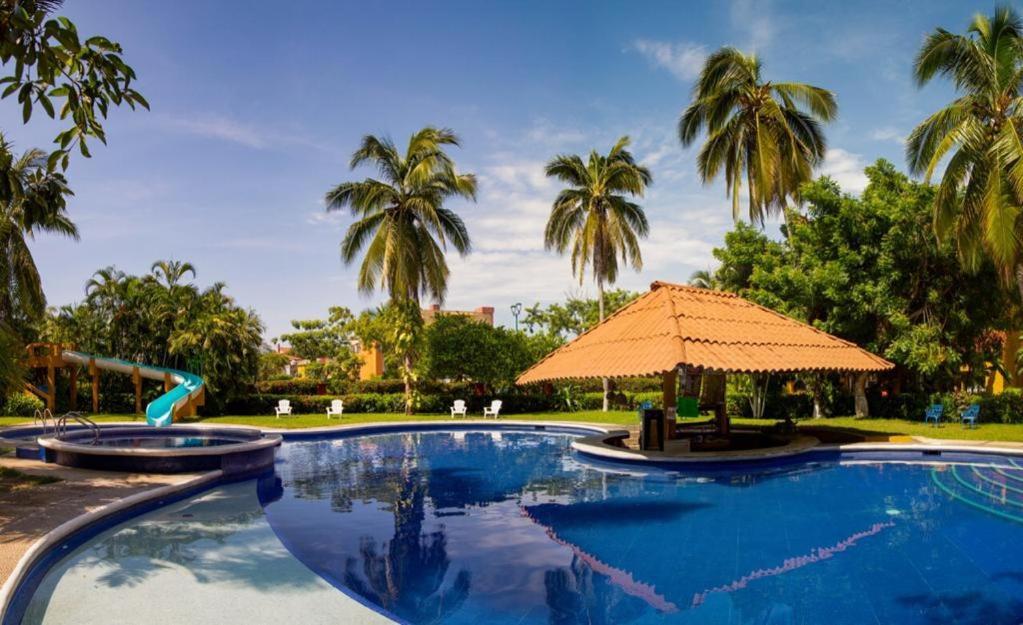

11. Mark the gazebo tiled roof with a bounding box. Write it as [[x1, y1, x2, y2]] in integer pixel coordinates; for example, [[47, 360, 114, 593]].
[[516, 281, 893, 384]]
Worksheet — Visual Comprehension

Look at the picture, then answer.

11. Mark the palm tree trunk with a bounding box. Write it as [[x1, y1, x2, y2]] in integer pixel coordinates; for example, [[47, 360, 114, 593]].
[[1009, 264, 1023, 387], [403, 293, 419, 417], [599, 280, 609, 412], [403, 352, 414, 416]]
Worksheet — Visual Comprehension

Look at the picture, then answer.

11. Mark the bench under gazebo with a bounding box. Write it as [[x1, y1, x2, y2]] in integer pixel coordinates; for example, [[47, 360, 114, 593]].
[[517, 281, 894, 449]]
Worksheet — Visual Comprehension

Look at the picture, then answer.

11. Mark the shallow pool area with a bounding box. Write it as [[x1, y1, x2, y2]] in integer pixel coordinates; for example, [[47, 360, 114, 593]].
[[10, 428, 1023, 624], [33, 426, 281, 474], [87, 436, 241, 448]]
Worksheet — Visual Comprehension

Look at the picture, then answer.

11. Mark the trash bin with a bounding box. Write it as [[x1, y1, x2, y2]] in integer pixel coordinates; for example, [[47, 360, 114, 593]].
[[640, 408, 664, 451]]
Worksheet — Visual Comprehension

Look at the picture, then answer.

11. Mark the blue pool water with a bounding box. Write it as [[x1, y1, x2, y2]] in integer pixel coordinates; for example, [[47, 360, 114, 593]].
[[15, 429, 1023, 625]]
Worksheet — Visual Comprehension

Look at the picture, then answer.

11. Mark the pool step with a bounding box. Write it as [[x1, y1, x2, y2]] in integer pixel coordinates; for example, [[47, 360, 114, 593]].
[[931, 465, 1023, 524]]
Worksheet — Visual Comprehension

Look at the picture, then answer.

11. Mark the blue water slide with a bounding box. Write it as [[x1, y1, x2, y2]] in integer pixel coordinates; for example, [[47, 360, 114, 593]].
[[60, 351, 205, 427]]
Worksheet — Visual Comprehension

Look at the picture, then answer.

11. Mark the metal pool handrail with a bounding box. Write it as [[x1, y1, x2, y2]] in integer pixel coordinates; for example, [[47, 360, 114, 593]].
[[55, 411, 100, 445], [32, 408, 55, 436]]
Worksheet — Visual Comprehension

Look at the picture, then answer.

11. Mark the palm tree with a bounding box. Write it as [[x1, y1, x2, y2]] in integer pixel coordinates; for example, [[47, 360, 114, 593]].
[[150, 260, 196, 289], [147, 260, 199, 366], [544, 136, 652, 411], [688, 269, 718, 289], [0, 139, 76, 331], [906, 6, 1023, 293], [325, 126, 476, 412], [679, 47, 837, 225]]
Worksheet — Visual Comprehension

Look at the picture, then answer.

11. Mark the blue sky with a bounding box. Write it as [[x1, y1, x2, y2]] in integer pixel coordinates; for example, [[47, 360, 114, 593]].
[[4, 0, 974, 338]]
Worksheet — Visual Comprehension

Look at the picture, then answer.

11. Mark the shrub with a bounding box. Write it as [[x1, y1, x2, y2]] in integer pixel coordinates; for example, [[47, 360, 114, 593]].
[[973, 389, 1023, 424], [353, 379, 408, 394], [3, 392, 44, 417], [572, 378, 662, 393], [579, 390, 662, 411], [256, 379, 321, 395], [866, 392, 931, 420]]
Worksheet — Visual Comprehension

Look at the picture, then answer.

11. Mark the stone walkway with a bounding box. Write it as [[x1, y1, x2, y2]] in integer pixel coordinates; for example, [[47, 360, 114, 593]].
[[0, 455, 200, 588]]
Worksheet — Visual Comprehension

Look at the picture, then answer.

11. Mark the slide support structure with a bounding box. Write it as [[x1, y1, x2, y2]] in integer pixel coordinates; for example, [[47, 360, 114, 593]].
[[22, 344, 204, 427]]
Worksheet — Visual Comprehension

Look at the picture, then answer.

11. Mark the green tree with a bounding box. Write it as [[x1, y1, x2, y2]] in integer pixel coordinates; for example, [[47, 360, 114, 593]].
[[710, 160, 1007, 412], [522, 289, 640, 338], [422, 314, 534, 391], [0, 139, 75, 333], [679, 47, 837, 225], [280, 306, 356, 361], [0, 325, 23, 402], [0, 0, 148, 172], [278, 306, 363, 389], [258, 351, 290, 382], [906, 6, 1023, 294], [349, 304, 402, 377], [325, 127, 476, 413], [43, 261, 264, 413], [544, 136, 651, 411]]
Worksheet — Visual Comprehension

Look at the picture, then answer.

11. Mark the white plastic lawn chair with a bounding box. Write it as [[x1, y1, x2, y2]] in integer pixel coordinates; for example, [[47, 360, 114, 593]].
[[275, 399, 293, 418], [483, 399, 502, 419], [450, 399, 467, 418], [326, 399, 344, 419]]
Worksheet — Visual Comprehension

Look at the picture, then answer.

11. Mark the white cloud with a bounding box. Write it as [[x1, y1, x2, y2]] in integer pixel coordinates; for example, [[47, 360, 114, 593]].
[[480, 160, 553, 195], [869, 126, 904, 145], [157, 113, 343, 156], [160, 114, 267, 148], [818, 148, 869, 194], [523, 119, 588, 147], [630, 39, 707, 81]]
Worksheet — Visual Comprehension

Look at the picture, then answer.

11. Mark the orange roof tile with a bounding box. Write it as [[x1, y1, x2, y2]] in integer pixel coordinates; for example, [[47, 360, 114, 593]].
[[516, 281, 893, 384]]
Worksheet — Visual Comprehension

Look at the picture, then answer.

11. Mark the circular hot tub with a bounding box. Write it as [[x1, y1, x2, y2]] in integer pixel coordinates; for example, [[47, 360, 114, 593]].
[[38, 426, 281, 474]]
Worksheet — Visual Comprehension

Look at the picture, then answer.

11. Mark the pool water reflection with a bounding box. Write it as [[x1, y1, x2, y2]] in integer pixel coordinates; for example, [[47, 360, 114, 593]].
[[15, 430, 1023, 625], [262, 431, 1023, 625]]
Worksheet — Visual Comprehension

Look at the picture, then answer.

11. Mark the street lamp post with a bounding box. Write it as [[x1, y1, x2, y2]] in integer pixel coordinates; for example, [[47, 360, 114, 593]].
[[511, 302, 523, 332]]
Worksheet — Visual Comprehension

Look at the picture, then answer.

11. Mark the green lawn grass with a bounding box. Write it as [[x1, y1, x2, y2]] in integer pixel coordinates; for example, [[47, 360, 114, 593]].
[[3, 412, 1023, 442]]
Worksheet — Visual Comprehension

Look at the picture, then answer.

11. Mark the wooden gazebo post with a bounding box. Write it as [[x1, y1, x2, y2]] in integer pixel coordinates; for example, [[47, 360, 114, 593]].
[[89, 358, 100, 414], [132, 366, 143, 415], [662, 369, 677, 441]]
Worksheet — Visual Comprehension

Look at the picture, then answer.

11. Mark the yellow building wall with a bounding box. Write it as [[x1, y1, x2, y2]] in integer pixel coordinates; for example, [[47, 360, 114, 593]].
[[359, 342, 384, 380]]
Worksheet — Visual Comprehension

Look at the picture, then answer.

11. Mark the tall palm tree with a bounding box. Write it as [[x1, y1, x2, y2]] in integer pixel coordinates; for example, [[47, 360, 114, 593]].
[[544, 136, 652, 411], [679, 47, 837, 225], [325, 126, 476, 412], [0, 139, 76, 331], [906, 6, 1023, 293]]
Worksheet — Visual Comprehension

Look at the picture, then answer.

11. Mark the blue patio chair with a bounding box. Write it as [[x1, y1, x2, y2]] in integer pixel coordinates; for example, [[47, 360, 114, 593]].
[[923, 403, 944, 426], [959, 404, 980, 429]]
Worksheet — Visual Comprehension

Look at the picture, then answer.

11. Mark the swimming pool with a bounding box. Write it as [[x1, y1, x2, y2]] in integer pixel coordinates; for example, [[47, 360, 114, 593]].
[[10, 428, 1023, 624]]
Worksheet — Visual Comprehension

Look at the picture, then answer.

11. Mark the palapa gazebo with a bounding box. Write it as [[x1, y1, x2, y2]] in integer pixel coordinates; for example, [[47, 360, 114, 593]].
[[517, 281, 893, 444]]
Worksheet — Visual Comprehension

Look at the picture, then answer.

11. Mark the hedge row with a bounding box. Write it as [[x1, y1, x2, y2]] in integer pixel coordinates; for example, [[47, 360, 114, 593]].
[[255, 377, 668, 396], [226, 393, 566, 416], [255, 378, 480, 396], [725, 388, 1023, 424], [228, 390, 671, 416]]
